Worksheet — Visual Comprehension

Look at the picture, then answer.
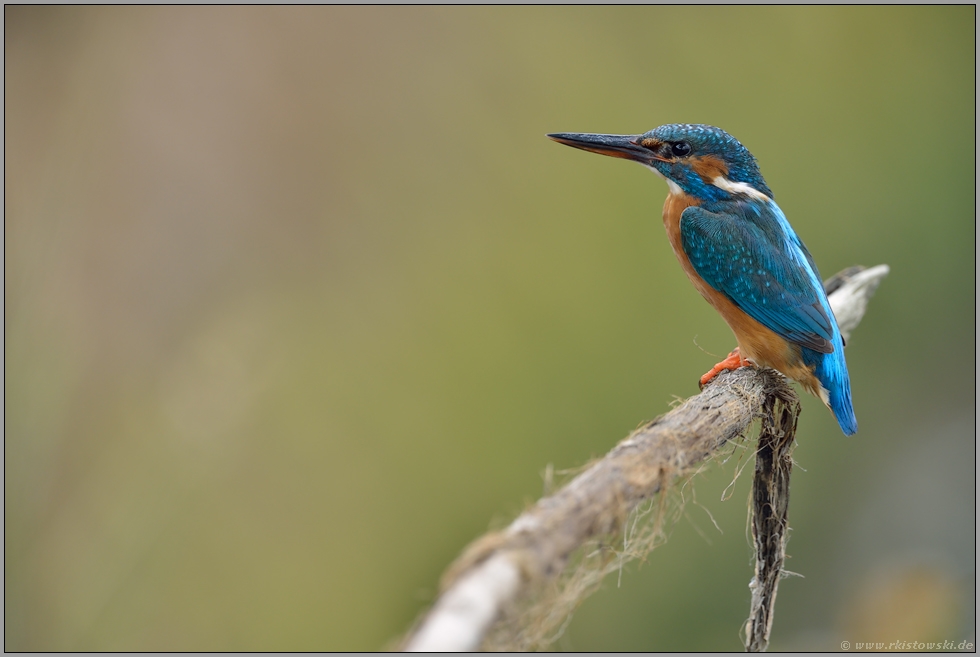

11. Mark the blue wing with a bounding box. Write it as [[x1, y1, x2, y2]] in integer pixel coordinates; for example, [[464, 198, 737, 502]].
[[680, 200, 835, 354]]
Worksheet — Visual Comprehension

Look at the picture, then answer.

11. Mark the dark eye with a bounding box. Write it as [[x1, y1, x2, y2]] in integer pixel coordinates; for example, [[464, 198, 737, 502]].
[[671, 142, 692, 157]]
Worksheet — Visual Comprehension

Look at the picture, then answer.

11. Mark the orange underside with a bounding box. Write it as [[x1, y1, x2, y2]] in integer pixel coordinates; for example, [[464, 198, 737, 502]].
[[662, 192, 825, 400]]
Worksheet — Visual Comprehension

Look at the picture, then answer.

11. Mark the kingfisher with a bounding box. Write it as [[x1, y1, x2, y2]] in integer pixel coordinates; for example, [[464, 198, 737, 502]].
[[548, 124, 856, 435]]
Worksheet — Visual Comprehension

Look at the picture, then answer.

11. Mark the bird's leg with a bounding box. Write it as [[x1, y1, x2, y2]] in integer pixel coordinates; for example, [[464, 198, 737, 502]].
[[699, 348, 751, 388]]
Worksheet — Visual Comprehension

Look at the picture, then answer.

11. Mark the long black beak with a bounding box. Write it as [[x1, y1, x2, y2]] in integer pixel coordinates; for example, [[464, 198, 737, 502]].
[[547, 132, 661, 164]]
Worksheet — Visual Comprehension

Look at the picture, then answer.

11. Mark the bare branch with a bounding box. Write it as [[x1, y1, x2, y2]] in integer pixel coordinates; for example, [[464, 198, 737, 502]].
[[825, 264, 890, 342], [403, 264, 889, 652], [744, 385, 800, 652]]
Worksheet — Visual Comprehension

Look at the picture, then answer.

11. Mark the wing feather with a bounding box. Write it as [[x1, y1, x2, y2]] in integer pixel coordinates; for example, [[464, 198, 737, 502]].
[[680, 202, 834, 354]]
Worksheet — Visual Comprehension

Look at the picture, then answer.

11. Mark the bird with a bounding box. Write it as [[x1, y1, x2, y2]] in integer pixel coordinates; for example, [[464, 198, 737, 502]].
[[548, 124, 856, 435]]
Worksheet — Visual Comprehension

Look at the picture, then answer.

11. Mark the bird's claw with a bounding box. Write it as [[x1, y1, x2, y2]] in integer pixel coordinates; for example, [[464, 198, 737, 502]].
[[699, 348, 750, 389]]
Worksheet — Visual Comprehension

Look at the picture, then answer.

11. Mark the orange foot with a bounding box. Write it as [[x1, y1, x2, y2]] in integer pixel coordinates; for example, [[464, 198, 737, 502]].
[[699, 348, 751, 389]]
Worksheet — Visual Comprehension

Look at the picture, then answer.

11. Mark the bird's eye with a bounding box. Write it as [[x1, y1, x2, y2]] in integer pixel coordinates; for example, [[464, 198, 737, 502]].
[[671, 142, 692, 157]]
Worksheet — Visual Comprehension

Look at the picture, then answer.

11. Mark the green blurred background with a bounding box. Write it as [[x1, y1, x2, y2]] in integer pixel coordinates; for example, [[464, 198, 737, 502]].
[[5, 6, 975, 651]]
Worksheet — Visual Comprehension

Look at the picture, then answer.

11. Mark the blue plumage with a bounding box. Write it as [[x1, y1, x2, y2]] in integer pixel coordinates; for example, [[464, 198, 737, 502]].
[[804, 330, 857, 436], [681, 201, 834, 351], [681, 199, 857, 435]]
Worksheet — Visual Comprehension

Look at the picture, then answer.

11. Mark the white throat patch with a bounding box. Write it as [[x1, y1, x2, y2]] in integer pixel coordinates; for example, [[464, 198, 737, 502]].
[[643, 164, 685, 196], [665, 179, 684, 197]]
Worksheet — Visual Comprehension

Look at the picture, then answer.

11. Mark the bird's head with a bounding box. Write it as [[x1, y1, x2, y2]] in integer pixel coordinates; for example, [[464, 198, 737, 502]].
[[548, 124, 772, 203]]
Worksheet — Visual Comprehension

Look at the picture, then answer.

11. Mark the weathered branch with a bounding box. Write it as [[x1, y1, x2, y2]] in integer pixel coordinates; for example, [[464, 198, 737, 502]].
[[744, 383, 800, 652], [403, 264, 889, 652]]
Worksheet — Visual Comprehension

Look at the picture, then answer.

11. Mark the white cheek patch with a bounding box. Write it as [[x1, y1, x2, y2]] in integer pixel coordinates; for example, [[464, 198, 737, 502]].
[[712, 176, 769, 201]]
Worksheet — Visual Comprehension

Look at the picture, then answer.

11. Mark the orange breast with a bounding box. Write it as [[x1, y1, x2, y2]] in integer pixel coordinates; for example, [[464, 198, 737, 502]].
[[661, 192, 821, 392]]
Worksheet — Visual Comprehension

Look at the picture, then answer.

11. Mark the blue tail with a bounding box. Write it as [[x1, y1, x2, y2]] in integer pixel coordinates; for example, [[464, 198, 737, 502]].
[[807, 331, 857, 435]]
